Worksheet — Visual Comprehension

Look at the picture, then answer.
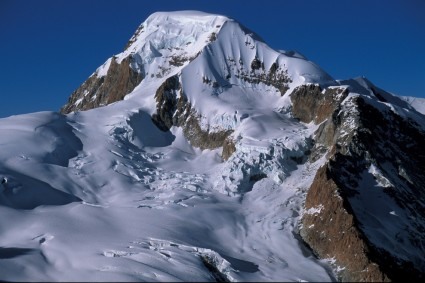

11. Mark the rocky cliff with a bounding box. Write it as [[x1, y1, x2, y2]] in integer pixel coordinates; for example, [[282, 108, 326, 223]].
[[61, 56, 143, 114], [58, 11, 425, 281], [292, 81, 425, 281], [151, 75, 233, 153]]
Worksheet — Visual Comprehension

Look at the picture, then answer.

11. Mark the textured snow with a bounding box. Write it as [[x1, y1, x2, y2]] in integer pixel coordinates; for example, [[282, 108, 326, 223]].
[[176, 17, 335, 129], [95, 11, 228, 83], [0, 102, 334, 281], [0, 13, 336, 277], [96, 9, 335, 123], [368, 164, 393, 188], [1, 10, 424, 282], [95, 57, 112, 77], [402, 96, 425, 115]]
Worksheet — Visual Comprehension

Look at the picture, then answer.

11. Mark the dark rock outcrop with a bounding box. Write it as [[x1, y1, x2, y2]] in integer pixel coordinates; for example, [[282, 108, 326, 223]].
[[294, 88, 425, 281], [222, 138, 237, 161], [61, 56, 143, 114], [151, 75, 180, 131], [290, 84, 348, 124], [301, 165, 389, 282], [230, 58, 292, 95], [152, 75, 234, 156], [124, 24, 145, 50], [250, 57, 264, 70]]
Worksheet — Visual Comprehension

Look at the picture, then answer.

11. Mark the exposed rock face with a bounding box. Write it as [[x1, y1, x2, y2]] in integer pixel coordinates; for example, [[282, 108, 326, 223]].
[[151, 76, 180, 131], [57, 12, 425, 281], [152, 75, 233, 156], [221, 138, 236, 161], [293, 88, 425, 281], [235, 58, 292, 95], [124, 24, 144, 50], [301, 165, 389, 282], [290, 84, 348, 124], [201, 57, 292, 96], [60, 56, 143, 114], [291, 84, 349, 161], [181, 113, 233, 151]]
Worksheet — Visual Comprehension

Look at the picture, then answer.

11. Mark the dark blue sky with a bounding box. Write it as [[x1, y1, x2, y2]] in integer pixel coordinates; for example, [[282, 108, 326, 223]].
[[1, 0, 424, 118]]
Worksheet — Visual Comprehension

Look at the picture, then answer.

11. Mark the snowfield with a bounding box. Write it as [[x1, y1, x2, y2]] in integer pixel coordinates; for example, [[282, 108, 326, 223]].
[[1, 10, 424, 281], [0, 104, 334, 281]]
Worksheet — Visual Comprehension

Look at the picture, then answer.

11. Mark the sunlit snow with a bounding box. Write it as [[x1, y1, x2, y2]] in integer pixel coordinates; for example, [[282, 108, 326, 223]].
[[1, 10, 424, 282]]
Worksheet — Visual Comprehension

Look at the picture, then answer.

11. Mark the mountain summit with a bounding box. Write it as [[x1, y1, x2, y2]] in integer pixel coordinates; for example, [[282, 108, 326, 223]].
[[61, 10, 333, 115], [1, 11, 424, 282]]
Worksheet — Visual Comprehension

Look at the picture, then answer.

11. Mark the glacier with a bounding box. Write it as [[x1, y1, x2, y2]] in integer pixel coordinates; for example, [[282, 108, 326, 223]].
[[1, 10, 425, 281]]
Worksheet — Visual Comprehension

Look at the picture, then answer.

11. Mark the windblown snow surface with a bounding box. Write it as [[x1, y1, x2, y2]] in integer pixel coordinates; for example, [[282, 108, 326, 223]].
[[0, 106, 333, 281], [1, 11, 423, 281], [402, 96, 425, 115]]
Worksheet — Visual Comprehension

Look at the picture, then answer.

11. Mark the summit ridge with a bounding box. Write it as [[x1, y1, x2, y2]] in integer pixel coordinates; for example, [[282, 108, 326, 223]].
[[1, 11, 424, 282]]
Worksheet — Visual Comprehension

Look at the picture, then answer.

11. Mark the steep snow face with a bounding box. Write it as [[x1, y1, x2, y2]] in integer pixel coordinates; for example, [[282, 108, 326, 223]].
[[64, 10, 336, 118], [93, 10, 334, 117], [0, 10, 339, 276], [97, 11, 228, 80], [62, 11, 232, 114], [4, 10, 425, 282], [402, 96, 425, 115], [174, 15, 334, 133]]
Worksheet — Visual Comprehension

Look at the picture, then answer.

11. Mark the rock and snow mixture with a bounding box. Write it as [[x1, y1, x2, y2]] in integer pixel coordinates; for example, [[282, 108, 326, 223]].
[[1, 11, 424, 281]]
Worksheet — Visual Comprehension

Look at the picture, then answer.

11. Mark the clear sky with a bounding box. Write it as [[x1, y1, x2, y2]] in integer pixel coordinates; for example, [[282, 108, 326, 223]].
[[0, 0, 424, 118]]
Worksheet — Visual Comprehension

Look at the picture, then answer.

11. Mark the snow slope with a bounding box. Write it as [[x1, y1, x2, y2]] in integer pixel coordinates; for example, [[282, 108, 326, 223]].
[[0, 11, 336, 278], [1, 10, 424, 281], [0, 99, 334, 281], [402, 96, 425, 115]]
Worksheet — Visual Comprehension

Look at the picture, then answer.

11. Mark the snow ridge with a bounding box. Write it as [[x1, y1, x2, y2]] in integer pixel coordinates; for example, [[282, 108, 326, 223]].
[[2, 10, 425, 282]]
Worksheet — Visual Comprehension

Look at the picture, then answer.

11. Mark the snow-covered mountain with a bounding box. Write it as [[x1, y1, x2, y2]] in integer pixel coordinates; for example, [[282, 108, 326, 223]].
[[1, 11, 424, 281]]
